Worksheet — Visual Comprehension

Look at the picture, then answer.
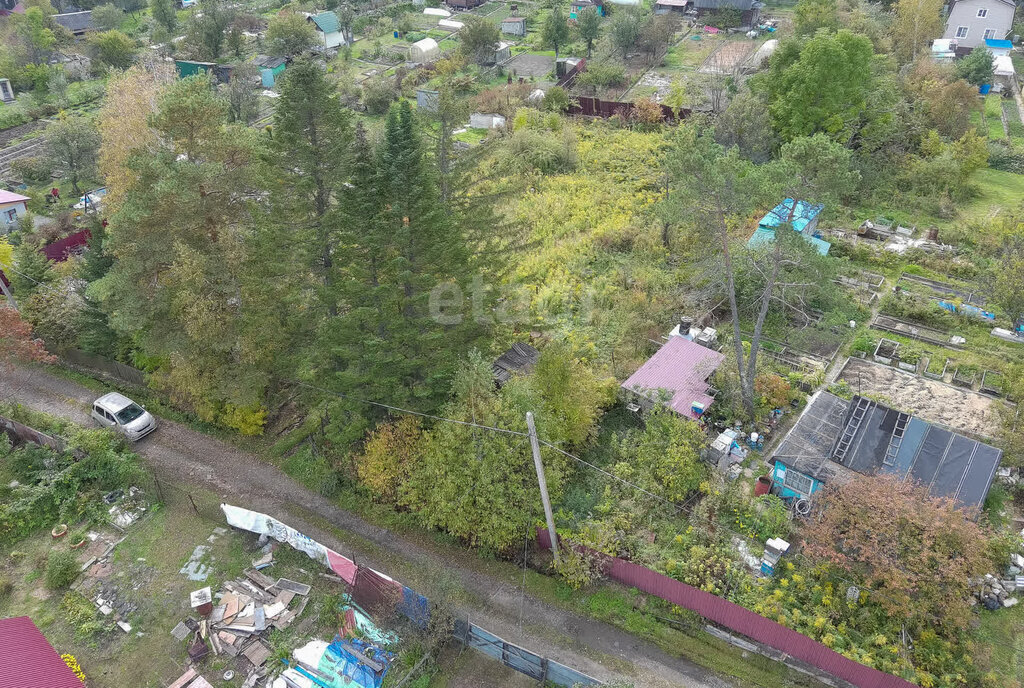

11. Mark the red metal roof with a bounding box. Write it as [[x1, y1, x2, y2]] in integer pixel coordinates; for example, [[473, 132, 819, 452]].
[[621, 336, 725, 419], [0, 190, 30, 205], [42, 229, 91, 262], [0, 616, 83, 688]]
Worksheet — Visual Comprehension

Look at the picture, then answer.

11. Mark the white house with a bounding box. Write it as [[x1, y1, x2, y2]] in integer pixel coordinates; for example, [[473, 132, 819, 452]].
[[308, 11, 345, 50], [943, 0, 1016, 51], [0, 190, 30, 232]]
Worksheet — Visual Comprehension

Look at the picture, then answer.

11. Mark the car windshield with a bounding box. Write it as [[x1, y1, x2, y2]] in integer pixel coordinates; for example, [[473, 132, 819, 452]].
[[115, 403, 145, 425]]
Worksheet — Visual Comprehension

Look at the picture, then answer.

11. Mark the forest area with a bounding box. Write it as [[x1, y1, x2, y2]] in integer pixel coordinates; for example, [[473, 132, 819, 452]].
[[3, 0, 1024, 684]]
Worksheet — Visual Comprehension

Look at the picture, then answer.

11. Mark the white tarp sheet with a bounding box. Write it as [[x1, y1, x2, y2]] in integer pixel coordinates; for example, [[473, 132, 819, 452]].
[[221, 503, 329, 566]]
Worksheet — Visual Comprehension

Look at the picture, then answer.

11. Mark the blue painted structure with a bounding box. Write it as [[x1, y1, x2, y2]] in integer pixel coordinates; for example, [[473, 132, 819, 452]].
[[771, 460, 823, 500], [748, 198, 830, 256]]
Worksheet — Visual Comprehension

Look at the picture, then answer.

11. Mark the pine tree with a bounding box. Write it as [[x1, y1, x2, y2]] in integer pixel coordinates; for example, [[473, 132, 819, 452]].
[[323, 102, 487, 412], [271, 58, 354, 316]]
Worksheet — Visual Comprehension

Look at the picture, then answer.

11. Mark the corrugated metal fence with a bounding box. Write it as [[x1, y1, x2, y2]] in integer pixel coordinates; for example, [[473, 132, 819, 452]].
[[567, 96, 690, 122], [60, 348, 147, 387], [454, 619, 601, 686], [0, 414, 65, 451], [537, 530, 918, 688]]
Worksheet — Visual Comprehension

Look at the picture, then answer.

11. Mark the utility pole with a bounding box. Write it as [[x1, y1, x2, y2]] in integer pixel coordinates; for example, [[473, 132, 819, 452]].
[[526, 411, 559, 565], [0, 276, 17, 311]]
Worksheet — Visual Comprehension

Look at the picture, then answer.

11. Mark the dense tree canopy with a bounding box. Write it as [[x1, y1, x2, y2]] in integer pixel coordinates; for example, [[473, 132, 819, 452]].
[[757, 29, 875, 142]]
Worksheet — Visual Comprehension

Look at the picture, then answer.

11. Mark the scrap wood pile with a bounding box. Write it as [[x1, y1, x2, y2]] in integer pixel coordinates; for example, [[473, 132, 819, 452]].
[[171, 552, 313, 688]]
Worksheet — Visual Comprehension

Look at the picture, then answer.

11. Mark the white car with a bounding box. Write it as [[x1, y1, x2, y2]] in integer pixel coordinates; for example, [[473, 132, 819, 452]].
[[91, 392, 157, 441]]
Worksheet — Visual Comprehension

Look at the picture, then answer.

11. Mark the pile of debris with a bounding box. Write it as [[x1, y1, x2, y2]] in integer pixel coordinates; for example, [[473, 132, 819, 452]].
[[171, 552, 312, 688], [971, 539, 1024, 611], [970, 573, 1021, 611], [273, 598, 398, 688]]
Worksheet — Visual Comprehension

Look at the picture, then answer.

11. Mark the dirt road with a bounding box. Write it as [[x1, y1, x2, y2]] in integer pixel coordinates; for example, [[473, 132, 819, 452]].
[[0, 365, 738, 688]]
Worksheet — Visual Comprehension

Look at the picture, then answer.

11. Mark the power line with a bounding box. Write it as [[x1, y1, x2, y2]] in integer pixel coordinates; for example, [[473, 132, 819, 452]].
[[289, 379, 529, 438]]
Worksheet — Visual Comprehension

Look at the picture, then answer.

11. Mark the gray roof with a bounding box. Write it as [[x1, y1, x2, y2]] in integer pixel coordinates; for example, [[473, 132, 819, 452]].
[[771, 391, 856, 484], [51, 10, 93, 33], [772, 392, 1002, 510], [493, 343, 540, 384]]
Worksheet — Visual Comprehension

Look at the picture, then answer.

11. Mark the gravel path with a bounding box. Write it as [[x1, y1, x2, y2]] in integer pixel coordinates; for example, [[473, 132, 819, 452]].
[[0, 364, 737, 688]]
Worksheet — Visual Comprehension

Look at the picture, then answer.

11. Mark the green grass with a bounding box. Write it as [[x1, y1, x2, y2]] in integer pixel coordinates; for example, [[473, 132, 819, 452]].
[[977, 603, 1024, 685], [960, 167, 1024, 222], [984, 94, 1007, 140]]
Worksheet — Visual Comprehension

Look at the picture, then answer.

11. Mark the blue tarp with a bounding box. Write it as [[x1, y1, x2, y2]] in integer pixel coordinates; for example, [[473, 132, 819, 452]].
[[397, 585, 430, 629], [758, 198, 823, 234], [317, 637, 395, 688], [938, 300, 995, 320]]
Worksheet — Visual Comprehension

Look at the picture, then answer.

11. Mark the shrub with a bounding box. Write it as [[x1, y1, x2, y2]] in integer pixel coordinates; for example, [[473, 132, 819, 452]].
[[576, 61, 626, 94], [281, 446, 340, 497], [553, 545, 607, 590], [220, 403, 266, 436], [45, 550, 80, 589], [499, 127, 578, 174], [9, 157, 51, 184], [362, 78, 396, 115]]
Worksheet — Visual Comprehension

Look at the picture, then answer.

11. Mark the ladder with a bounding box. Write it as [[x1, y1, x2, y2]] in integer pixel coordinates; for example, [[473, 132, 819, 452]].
[[833, 397, 873, 462], [883, 413, 911, 467]]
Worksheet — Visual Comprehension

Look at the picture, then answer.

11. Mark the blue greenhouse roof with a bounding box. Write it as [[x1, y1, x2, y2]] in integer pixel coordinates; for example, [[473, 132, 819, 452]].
[[748, 226, 831, 256], [759, 198, 823, 234]]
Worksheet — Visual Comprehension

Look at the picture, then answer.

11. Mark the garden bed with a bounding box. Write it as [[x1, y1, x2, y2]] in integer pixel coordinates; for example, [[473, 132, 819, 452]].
[[980, 370, 1005, 397], [873, 337, 900, 365], [952, 364, 978, 389], [923, 356, 949, 380]]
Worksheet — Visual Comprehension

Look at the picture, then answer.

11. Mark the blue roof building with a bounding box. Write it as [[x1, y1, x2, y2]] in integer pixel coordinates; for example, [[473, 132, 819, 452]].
[[748, 198, 830, 256]]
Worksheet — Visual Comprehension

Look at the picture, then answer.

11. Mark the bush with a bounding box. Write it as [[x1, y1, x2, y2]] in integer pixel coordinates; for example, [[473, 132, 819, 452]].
[[499, 127, 578, 175], [9, 156, 52, 184], [45, 550, 80, 590], [219, 403, 266, 436], [362, 78, 396, 115], [576, 61, 626, 94]]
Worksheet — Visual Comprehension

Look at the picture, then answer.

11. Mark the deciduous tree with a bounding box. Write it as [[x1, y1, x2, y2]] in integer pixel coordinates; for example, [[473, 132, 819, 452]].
[[891, 0, 944, 63], [91, 3, 123, 31], [609, 8, 641, 58], [794, 0, 838, 36], [803, 473, 996, 633], [458, 15, 500, 65], [150, 0, 177, 32], [265, 11, 317, 56], [90, 30, 137, 70], [955, 45, 994, 86], [97, 64, 175, 213], [575, 5, 601, 58], [756, 29, 874, 142], [541, 5, 571, 61], [0, 307, 55, 370], [46, 115, 100, 195]]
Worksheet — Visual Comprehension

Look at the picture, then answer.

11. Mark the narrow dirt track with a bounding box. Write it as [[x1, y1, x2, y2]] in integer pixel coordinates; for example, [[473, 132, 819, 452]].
[[0, 364, 740, 688]]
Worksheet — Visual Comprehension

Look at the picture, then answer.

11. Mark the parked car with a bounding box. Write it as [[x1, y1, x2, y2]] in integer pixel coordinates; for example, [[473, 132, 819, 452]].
[[91, 392, 157, 441]]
